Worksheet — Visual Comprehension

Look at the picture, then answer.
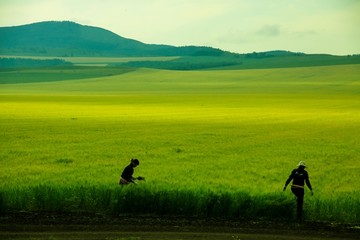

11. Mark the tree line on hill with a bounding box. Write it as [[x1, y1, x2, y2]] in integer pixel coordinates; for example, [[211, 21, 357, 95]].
[[0, 58, 72, 68]]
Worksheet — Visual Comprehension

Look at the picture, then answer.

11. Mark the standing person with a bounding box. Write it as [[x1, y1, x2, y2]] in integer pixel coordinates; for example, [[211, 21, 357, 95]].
[[283, 161, 313, 222], [119, 158, 145, 185]]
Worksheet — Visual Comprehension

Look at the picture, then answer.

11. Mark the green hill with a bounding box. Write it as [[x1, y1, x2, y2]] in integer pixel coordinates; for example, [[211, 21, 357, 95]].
[[0, 21, 232, 57]]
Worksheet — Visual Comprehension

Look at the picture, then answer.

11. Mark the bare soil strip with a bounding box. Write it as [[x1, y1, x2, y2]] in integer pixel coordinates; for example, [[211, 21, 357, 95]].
[[1, 212, 359, 240]]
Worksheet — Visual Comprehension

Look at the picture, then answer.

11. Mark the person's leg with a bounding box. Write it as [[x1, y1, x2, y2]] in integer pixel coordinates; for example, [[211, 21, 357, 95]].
[[119, 177, 129, 185], [291, 187, 304, 222], [297, 190, 304, 222]]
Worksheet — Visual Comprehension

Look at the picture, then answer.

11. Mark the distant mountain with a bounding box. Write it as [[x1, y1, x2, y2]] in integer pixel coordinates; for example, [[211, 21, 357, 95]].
[[0, 21, 234, 57], [1, 21, 360, 70]]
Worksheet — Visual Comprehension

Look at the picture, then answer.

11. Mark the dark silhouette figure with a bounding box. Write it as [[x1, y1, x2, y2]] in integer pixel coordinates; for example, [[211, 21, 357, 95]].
[[119, 158, 145, 185], [283, 161, 313, 222]]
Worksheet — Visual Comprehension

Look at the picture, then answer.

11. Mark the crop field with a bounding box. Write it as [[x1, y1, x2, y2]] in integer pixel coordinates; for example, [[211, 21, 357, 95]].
[[0, 64, 359, 223]]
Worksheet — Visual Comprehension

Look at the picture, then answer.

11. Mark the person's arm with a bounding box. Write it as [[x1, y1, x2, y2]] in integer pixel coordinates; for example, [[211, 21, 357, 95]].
[[305, 179, 312, 190], [129, 176, 145, 184], [305, 172, 313, 195], [130, 175, 145, 182], [283, 171, 294, 191], [129, 170, 137, 183]]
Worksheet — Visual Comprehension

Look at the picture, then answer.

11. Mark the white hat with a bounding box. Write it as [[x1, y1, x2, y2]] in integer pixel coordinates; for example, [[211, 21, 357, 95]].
[[297, 161, 306, 167]]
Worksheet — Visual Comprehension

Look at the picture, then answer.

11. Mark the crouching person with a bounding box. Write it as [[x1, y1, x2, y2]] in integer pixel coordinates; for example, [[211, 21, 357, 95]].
[[119, 158, 145, 185]]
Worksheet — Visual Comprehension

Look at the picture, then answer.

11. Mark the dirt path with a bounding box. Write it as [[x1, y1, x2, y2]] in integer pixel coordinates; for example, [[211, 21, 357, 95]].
[[1, 213, 359, 240], [1, 228, 359, 240]]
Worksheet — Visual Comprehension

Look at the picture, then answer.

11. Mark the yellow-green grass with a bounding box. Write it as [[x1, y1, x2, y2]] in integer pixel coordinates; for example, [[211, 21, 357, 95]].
[[0, 64, 359, 222], [0, 66, 135, 84]]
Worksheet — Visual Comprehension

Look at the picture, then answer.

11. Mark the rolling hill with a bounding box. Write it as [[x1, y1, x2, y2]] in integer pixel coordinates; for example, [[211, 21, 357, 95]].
[[0, 21, 232, 57]]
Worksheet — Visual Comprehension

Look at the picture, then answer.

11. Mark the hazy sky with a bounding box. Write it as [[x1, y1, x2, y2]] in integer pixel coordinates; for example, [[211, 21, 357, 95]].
[[1, 0, 359, 55]]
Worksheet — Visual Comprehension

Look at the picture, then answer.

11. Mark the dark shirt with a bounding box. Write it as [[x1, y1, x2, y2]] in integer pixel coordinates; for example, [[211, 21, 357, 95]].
[[121, 164, 134, 182], [285, 168, 312, 190]]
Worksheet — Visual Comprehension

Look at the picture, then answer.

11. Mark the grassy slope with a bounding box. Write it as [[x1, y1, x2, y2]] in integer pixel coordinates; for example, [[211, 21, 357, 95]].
[[220, 54, 360, 70], [0, 66, 135, 84], [2, 54, 360, 71], [0, 65, 359, 221]]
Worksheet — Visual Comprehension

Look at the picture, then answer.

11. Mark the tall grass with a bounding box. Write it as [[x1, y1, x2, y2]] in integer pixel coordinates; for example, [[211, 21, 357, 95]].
[[0, 185, 298, 220], [1, 184, 358, 222]]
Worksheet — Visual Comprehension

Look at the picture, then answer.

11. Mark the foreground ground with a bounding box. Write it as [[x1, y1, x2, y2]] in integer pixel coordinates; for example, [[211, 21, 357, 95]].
[[1, 213, 359, 240]]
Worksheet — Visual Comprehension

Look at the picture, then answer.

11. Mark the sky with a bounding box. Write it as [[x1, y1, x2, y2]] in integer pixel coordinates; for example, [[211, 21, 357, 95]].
[[0, 0, 359, 55]]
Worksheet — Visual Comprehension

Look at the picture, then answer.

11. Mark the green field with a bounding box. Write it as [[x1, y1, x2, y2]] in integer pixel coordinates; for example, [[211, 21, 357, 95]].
[[0, 55, 180, 67], [0, 64, 359, 223]]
